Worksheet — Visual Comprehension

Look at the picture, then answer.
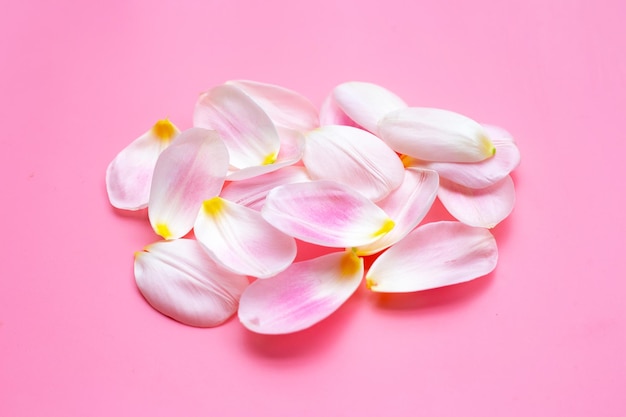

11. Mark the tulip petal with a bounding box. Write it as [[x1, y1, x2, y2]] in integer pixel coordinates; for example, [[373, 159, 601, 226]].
[[134, 239, 249, 327], [239, 250, 363, 334], [437, 176, 516, 228], [366, 221, 498, 293], [356, 168, 439, 255], [319, 92, 361, 127], [193, 84, 280, 169], [226, 80, 319, 131], [303, 125, 405, 201], [407, 124, 520, 188], [225, 127, 304, 181], [194, 197, 297, 278], [262, 180, 395, 248], [148, 128, 229, 240], [220, 166, 311, 211], [379, 107, 496, 162], [106, 119, 180, 210], [332, 81, 407, 134]]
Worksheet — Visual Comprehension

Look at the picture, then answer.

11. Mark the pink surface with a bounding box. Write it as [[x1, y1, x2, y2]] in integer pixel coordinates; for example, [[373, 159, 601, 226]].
[[1, 0, 625, 415]]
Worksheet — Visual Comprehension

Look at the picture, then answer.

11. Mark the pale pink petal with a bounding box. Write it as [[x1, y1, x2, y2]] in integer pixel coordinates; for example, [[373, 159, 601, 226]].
[[193, 84, 280, 169], [319, 92, 361, 127], [226, 80, 319, 131], [226, 127, 304, 181], [220, 166, 311, 211], [239, 250, 363, 334], [194, 197, 297, 278], [134, 239, 249, 327], [407, 124, 520, 188], [106, 119, 180, 210], [262, 180, 395, 247], [303, 125, 405, 201], [437, 176, 516, 228], [356, 168, 439, 255], [332, 81, 407, 134], [148, 128, 229, 240], [366, 221, 498, 293], [379, 107, 496, 162]]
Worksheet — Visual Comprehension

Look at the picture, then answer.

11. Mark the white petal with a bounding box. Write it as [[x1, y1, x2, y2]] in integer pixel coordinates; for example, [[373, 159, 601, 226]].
[[262, 180, 395, 248], [319, 92, 361, 127], [303, 125, 405, 201], [239, 250, 363, 334], [106, 119, 180, 210], [194, 197, 297, 278], [409, 124, 521, 188], [134, 239, 249, 327], [366, 221, 498, 293], [379, 107, 496, 162], [148, 128, 229, 240], [356, 168, 439, 255], [438, 176, 516, 228], [220, 166, 311, 211], [193, 84, 280, 169], [226, 80, 319, 131], [332, 81, 407, 134]]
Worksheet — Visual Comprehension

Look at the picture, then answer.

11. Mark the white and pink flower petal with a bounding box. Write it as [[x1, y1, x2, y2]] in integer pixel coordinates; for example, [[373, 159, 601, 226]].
[[148, 128, 229, 240], [332, 81, 407, 134], [238, 250, 363, 334], [437, 176, 516, 229], [220, 166, 311, 211], [356, 168, 439, 256], [134, 239, 249, 327], [106, 119, 180, 210], [407, 124, 520, 188], [226, 80, 319, 131], [379, 107, 496, 163], [319, 92, 361, 127], [262, 180, 395, 248], [194, 197, 297, 279], [303, 125, 405, 201], [366, 221, 498, 293], [193, 83, 281, 170]]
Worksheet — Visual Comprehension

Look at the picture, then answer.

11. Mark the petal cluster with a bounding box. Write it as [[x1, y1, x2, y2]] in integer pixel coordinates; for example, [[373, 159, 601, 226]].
[[107, 80, 520, 335]]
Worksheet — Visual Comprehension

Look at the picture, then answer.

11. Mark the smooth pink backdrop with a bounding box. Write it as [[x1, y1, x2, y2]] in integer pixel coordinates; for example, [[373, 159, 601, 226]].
[[2, 0, 625, 416]]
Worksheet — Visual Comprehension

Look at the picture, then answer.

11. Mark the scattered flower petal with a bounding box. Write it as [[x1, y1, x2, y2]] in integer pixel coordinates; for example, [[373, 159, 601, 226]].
[[304, 125, 405, 201], [148, 128, 229, 240], [366, 221, 498, 293], [379, 107, 496, 162], [239, 250, 363, 334], [226, 80, 319, 131], [193, 83, 281, 170], [437, 176, 516, 228], [106, 119, 180, 210], [134, 239, 249, 327], [262, 180, 395, 247], [194, 197, 297, 278]]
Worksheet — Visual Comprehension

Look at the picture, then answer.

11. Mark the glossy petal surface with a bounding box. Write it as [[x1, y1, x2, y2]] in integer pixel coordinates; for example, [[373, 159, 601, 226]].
[[304, 125, 404, 201], [220, 166, 311, 211], [438, 176, 516, 228], [226, 80, 319, 131], [106, 119, 180, 210], [239, 251, 363, 334], [193, 84, 280, 169], [379, 107, 496, 162], [319, 92, 361, 127], [366, 221, 498, 293], [408, 124, 521, 188], [356, 168, 439, 255], [262, 180, 395, 247], [332, 81, 407, 134], [195, 197, 297, 278], [148, 128, 229, 240], [134, 239, 249, 327]]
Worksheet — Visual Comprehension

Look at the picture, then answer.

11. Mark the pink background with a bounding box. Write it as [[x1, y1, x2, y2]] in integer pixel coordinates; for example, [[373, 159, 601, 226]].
[[2, 0, 625, 415]]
